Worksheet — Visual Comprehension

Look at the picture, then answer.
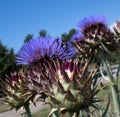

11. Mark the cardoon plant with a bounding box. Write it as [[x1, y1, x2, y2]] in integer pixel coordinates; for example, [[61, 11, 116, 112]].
[[14, 17, 119, 116], [38, 59, 100, 117], [16, 37, 76, 96], [16, 37, 76, 94], [15, 36, 102, 117], [72, 15, 120, 116], [15, 37, 77, 116], [0, 70, 36, 117], [71, 15, 118, 60]]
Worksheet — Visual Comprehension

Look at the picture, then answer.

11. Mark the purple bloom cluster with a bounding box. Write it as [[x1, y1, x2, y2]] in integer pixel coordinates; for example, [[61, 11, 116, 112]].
[[16, 37, 76, 65], [78, 15, 106, 32]]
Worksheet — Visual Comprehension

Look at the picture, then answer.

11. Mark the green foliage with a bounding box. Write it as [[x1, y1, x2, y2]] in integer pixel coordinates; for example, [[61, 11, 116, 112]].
[[24, 34, 33, 43], [61, 29, 76, 41], [0, 41, 19, 79], [24, 29, 49, 43], [0, 40, 20, 97], [39, 29, 48, 37]]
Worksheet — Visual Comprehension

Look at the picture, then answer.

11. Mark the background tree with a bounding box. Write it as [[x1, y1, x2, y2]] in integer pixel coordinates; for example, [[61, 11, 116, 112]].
[[39, 29, 48, 37], [61, 28, 76, 41], [24, 34, 33, 43], [24, 30, 49, 43], [0, 41, 19, 78], [0, 41, 20, 96]]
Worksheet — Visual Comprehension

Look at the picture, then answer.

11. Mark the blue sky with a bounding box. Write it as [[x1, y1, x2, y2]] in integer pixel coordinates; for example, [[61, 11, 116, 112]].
[[0, 0, 120, 53]]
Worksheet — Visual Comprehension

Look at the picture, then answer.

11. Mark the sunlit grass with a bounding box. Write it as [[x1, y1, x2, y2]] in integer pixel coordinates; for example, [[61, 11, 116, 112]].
[[32, 107, 50, 117]]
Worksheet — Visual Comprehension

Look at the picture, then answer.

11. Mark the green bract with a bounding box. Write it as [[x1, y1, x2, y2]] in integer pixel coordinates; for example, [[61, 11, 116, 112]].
[[37, 59, 100, 116]]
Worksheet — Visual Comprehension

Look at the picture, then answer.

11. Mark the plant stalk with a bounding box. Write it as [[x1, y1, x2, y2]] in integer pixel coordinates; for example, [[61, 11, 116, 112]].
[[23, 104, 32, 117], [102, 53, 120, 116]]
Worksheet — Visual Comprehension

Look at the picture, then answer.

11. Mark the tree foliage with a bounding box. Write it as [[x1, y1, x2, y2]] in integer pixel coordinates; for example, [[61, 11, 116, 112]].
[[24, 34, 33, 43], [61, 28, 76, 41], [0, 41, 19, 79], [24, 29, 49, 43], [39, 29, 48, 37]]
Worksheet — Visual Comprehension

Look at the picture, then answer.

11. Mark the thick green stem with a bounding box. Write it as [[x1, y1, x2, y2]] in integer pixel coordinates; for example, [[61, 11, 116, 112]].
[[111, 85, 120, 116], [102, 53, 120, 116], [23, 104, 32, 117]]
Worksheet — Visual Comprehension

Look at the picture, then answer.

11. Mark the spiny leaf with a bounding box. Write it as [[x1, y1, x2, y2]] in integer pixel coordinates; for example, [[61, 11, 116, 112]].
[[48, 108, 58, 117]]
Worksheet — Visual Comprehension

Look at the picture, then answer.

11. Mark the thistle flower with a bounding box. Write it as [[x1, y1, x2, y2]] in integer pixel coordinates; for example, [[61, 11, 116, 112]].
[[78, 15, 106, 35], [72, 15, 118, 59], [76, 16, 120, 116], [16, 37, 76, 65], [0, 70, 39, 111], [38, 59, 100, 116]]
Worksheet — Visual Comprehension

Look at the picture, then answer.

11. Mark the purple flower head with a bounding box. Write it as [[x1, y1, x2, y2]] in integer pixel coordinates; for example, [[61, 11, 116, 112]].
[[16, 37, 76, 65], [71, 31, 85, 42], [75, 15, 117, 58], [78, 15, 106, 34]]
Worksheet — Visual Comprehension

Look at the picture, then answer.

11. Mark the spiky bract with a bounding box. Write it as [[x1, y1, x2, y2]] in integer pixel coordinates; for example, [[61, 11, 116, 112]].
[[0, 70, 44, 110], [36, 59, 100, 116]]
